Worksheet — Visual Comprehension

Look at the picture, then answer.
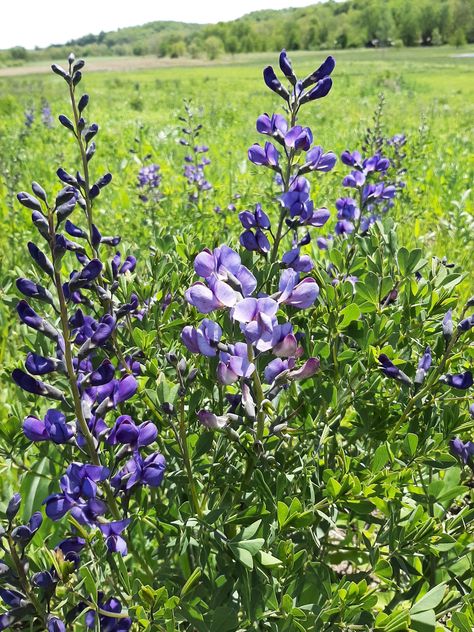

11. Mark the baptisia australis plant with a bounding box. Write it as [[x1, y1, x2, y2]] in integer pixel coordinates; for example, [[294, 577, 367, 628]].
[[5, 54, 166, 629], [179, 100, 212, 207]]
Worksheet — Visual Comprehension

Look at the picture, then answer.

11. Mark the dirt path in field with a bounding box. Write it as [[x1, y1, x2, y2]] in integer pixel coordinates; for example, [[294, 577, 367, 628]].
[[0, 55, 238, 77]]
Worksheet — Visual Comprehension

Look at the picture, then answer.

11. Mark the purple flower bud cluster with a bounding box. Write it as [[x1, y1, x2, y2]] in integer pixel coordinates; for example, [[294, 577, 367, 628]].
[[247, 50, 337, 269], [179, 100, 212, 205], [182, 245, 320, 434], [137, 163, 162, 203], [41, 99, 54, 128]]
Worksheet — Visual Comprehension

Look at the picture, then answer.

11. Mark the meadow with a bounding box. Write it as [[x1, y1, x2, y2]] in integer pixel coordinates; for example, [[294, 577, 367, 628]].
[[0, 46, 473, 630]]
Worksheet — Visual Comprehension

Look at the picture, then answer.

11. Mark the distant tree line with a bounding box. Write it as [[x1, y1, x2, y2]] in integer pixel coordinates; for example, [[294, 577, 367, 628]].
[[1, 0, 473, 65]]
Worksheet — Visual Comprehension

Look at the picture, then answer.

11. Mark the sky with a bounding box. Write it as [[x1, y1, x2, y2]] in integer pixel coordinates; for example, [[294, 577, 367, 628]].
[[0, 0, 319, 50]]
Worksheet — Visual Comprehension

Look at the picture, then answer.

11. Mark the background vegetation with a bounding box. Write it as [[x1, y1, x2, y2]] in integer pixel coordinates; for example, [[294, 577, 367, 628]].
[[1, 0, 474, 65]]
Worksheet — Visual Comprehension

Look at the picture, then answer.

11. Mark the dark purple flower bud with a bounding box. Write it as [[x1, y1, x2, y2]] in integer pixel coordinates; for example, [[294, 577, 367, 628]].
[[73, 71, 82, 86], [301, 77, 333, 103], [43, 494, 74, 521], [32, 181, 47, 203], [65, 220, 87, 239], [58, 115, 75, 132], [441, 371, 473, 390], [95, 173, 112, 189], [263, 66, 289, 99], [89, 184, 100, 199], [83, 123, 98, 143], [56, 536, 86, 554], [16, 278, 54, 306], [32, 571, 55, 590], [17, 191, 42, 211], [279, 49, 296, 84], [0, 589, 25, 608], [78, 94, 89, 112], [12, 369, 64, 400], [458, 314, 474, 333], [120, 256, 136, 274], [51, 64, 69, 79], [302, 55, 335, 88], [31, 210, 50, 239], [17, 300, 59, 340], [25, 352, 61, 375], [57, 167, 78, 186], [378, 354, 412, 385], [6, 493, 21, 521], [28, 242, 54, 277]]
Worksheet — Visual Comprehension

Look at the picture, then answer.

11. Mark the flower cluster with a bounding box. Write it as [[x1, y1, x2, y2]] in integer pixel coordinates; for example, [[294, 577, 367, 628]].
[[247, 50, 336, 267], [182, 244, 319, 436], [137, 163, 162, 203], [179, 100, 212, 204]]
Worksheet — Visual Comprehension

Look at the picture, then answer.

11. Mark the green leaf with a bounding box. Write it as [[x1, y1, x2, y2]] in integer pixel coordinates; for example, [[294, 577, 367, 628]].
[[236, 538, 264, 555], [180, 567, 202, 597], [374, 559, 392, 579], [20, 457, 50, 521], [277, 501, 289, 528], [258, 551, 283, 568], [229, 545, 254, 569], [402, 433, 418, 458], [339, 303, 361, 329], [410, 609, 436, 632], [410, 583, 446, 614], [451, 612, 473, 632], [372, 444, 390, 472]]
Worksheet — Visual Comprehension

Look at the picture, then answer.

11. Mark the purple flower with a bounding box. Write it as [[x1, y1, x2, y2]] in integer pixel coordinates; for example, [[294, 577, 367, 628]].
[[197, 410, 229, 430], [442, 309, 454, 341], [378, 354, 411, 385], [85, 594, 131, 631], [415, 346, 432, 385], [231, 297, 279, 351], [111, 452, 166, 491], [301, 55, 335, 88], [60, 463, 110, 500], [23, 409, 74, 444], [281, 248, 313, 273], [279, 49, 296, 83], [277, 269, 319, 309], [47, 617, 66, 632], [248, 141, 280, 168], [284, 126, 313, 152], [301, 146, 337, 173], [239, 204, 271, 230], [185, 279, 238, 313], [240, 229, 271, 254], [441, 371, 473, 390], [217, 342, 255, 384], [181, 319, 222, 356], [107, 416, 157, 448], [256, 113, 288, 137], [341, 150, 362, 168], [336, 197, 360, 221], [449, 438, 474, 465], [99, 519, 131, 556]]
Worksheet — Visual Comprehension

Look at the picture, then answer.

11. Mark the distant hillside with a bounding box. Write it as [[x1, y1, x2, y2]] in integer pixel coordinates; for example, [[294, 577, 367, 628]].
[[2, 0, 473, 66]]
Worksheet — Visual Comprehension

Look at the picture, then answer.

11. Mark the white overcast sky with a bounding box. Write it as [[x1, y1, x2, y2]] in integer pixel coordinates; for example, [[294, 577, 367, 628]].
[[0, 0, 319, 49]]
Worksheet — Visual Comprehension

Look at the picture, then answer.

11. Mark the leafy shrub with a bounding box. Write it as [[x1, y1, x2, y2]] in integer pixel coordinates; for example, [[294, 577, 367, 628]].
[[0, 49, 473, 631]]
